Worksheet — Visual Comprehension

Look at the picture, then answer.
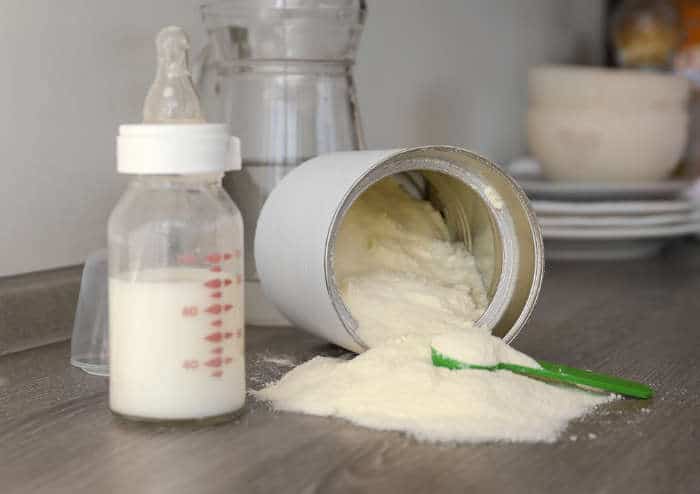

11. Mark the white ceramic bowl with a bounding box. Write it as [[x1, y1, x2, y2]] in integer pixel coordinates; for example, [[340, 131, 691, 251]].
[[529, 65, 690, 112], [527, 107, 689, 182]]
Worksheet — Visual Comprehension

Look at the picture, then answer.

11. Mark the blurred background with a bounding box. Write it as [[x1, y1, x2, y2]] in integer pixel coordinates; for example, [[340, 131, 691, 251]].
[[2, 0, 699, 276]]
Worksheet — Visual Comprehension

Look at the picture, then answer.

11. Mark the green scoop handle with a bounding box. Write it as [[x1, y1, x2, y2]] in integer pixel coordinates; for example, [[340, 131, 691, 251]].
[[431, 348, 653, 399]]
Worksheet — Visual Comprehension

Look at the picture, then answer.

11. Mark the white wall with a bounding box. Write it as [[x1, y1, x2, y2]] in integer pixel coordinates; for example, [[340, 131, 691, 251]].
[[0, 0, 603, 277], [357, 0, 604, 158]]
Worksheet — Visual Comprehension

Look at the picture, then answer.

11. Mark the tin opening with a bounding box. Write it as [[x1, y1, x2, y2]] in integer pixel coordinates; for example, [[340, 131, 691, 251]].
[[326, 147, 543, 351]]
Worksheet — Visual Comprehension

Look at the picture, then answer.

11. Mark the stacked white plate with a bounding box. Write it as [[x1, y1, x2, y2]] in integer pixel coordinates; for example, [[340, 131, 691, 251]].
[[515, 176, 700, 260]]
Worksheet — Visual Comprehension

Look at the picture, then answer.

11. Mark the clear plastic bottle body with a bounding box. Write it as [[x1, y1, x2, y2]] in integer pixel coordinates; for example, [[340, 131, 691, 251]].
[[108, 174, 244, 423], [198, 0, 366, 324]]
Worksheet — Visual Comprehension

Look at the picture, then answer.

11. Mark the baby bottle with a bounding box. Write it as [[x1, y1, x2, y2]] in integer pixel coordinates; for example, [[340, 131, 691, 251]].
[[108, 26, 245, 423]]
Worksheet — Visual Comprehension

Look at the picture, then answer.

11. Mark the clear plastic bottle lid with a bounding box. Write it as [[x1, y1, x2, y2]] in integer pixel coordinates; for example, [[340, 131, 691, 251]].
[[71, 250, 109, 376]]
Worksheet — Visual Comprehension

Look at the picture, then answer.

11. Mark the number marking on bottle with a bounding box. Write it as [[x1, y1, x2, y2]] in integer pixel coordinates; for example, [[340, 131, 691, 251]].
[[206, 253, 222, 264], [181, 251, 240, 380], [182, 306, 198, 317], [177, 254, 198, 265]]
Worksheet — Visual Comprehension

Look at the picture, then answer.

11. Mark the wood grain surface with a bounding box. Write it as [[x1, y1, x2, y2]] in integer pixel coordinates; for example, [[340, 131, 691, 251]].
[[0, 242, 699, 493]]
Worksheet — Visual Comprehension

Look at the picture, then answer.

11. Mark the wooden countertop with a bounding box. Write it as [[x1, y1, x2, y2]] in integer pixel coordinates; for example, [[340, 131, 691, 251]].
[[1, 243, 699, 493]]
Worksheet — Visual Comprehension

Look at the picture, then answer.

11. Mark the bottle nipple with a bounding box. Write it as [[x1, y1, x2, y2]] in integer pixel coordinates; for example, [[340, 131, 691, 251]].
[[143, 26, 205, 124]]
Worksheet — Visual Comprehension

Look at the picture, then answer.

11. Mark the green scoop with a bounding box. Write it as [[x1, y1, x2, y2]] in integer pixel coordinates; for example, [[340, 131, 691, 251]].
[[431, 347, 654, 400]]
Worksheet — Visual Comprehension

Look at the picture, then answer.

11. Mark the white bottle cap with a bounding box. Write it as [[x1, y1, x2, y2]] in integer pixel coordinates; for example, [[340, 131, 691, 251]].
[[118, 125, 241, 174], [117, 26, 241, 175]]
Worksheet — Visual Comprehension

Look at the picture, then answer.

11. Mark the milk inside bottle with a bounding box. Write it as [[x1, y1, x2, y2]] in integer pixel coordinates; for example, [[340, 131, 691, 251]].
[[108, 26, 244, 422]]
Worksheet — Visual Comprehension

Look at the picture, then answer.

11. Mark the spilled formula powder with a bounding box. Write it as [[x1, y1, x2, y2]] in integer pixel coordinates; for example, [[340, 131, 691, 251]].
[[254, 332, 613, 443], [260, 355, 297, 368], [255, 178, 613, 443]]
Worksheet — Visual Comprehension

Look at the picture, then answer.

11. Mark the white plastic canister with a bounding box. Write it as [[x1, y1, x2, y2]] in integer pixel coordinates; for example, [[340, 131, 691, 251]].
[[255, 146, 544, 353]]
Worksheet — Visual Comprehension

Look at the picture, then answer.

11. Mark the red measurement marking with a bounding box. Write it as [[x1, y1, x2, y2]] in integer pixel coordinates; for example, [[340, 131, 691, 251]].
[[223, 279, 232, 287], [211, 370, 223, 378], [210, 265, 222, 273], [224, 357, 233, 365], [224, 332, 233, 340], [205, 357, 222, 368], [223, 304, 233, 312], [234, 249, 241, 259], [235, 274, 242, 285], [211, 319, 223, 328], [223, 253, 233, 261], [207, 253, 222, 264], [205, 304, 222, 315], [210, 291, 222, 299], [205, 332, 223, 342], [234, 329, 242, 339], [182, 306, 198, 317], [182, 360, 199, 369], [211, 347, 223, 355], [204, 279, 222, 289], [177, 254, 198, 265]]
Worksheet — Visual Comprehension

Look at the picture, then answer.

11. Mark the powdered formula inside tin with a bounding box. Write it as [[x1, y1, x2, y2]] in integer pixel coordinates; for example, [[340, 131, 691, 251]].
[[334, 178, 488, 347]]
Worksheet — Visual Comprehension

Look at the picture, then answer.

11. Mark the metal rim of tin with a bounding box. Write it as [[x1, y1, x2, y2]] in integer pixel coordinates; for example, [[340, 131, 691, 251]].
[[323, 146, 544, 351]]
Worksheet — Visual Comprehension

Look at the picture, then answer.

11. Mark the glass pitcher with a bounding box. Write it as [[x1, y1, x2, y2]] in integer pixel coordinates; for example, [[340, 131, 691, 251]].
[[198, 0, 366, 325]]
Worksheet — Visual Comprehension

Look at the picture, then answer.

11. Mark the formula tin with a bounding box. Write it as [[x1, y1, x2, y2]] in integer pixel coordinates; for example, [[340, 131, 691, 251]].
[[255, 146, 544, 353]]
